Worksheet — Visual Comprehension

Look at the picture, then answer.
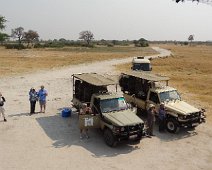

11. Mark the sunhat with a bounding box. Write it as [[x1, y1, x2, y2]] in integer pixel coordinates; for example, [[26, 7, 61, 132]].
[[149, 104, 155, 108]]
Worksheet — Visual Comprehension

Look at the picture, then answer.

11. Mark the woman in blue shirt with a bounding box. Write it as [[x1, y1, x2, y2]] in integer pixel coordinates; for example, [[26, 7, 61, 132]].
[[29, 88, 38, 115]]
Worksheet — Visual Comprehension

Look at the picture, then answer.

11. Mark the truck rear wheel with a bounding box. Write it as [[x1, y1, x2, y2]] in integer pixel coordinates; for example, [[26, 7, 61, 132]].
[[104, 129, 117, 147], [166, 118, 179, 133], [133, 134, 142, 142]]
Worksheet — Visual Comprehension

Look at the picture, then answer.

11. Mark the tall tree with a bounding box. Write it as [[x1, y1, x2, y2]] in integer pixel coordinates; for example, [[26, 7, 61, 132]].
[[11, 27, 24, 46], [0, 15, 9, 44], [188, 34, 194, 45], [0, 15, 7, 30], [79, 30, 94, 46], [24, 30, 39, 47]]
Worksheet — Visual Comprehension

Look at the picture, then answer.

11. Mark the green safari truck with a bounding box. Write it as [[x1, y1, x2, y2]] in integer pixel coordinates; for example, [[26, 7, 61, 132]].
[[72, 73, 144, 147]]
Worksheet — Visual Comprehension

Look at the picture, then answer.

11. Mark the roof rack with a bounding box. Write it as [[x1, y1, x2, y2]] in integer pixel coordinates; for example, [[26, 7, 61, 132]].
[[72, 73, 117, 86], [122, 71, 170, 82]]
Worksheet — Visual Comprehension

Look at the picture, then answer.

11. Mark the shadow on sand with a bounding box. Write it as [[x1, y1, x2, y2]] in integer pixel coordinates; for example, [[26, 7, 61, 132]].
[[8, 112, 40, 117], [154, 126, 198, 142], [36, 109, 199, 157], [36, 111, 139, 158], [139, 114, 198, 142]]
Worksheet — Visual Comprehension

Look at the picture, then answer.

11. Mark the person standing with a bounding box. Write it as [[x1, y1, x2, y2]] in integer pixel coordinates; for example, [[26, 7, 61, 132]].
[[29, 88, 38, 115], [0, 92, 7, 122], [79, 103, 91, 139], [158, 103, 167, 132], [38, 85, 48, 113], [146, 104, 156, 137]]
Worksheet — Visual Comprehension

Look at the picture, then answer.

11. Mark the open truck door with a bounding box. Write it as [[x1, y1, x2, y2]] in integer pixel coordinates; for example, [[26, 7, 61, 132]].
[[79, 114, 101, 129]]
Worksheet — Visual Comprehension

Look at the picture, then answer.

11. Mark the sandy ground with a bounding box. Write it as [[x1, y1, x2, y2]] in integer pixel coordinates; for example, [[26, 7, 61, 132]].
[[0, 47, 211, 170]]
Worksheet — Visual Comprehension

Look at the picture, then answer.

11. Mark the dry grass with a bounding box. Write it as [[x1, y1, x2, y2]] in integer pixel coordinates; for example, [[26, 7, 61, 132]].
[[0, 46, 156, 77], [116, 44, 212, 121]]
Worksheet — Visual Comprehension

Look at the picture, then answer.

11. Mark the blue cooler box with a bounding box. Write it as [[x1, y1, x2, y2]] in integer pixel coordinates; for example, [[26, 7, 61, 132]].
[[61, 108, 72, 117]]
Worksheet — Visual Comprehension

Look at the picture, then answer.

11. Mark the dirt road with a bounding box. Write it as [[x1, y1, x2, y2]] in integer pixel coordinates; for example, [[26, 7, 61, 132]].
[[0, 47, 211, 170]]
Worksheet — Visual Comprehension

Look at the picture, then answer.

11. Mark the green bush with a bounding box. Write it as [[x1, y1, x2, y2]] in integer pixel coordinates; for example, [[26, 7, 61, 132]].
[[4, 44, 25, 49], [107, 43, 114, 47], [183, 42, 189, 45], [34, 43, 44, 48]]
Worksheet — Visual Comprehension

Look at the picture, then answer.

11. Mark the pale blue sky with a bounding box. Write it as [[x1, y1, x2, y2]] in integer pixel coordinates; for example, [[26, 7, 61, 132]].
[[0, 0, 212, 41]]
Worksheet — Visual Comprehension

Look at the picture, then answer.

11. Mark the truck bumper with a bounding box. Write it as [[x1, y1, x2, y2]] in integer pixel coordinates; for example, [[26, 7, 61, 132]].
[[114, 130, 143, 142], [179, 115, 206, 128]]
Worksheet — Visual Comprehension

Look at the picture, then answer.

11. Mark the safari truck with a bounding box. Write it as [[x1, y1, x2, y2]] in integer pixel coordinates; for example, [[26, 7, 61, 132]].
[[132, 56, 152, 71], [119, 71, 206, 133], [72, 73, 144, 147]]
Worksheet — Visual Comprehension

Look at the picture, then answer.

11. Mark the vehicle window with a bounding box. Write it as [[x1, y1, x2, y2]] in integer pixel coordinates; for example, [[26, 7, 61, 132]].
[[149, 92, 159, 104], [159, 90, 181, 102], [100, 97, 128, 113], [118, 97, 127, 110], [92, 98, 100, 114], [133, 63, 151, 71]]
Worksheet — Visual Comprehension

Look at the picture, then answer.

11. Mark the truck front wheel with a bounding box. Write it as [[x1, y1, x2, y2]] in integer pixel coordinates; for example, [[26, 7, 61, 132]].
[[104, 129, 117, 147], [166, 118, 179, 133]]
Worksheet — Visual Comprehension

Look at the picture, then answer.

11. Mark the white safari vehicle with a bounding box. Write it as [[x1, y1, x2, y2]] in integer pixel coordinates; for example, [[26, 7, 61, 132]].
[[132, 56, 152, 71], [119, 71, 206, 133]]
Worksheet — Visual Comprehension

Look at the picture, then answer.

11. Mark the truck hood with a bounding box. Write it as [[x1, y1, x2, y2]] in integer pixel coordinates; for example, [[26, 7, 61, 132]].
[[102, 110, 143, 126], [166, 100, 199, 115]]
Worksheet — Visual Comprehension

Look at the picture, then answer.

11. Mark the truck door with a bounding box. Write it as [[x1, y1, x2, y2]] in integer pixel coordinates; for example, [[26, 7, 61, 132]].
[[79, 98, 101, 129], [148, 91, 160, 113], [79, 114, 101, 129]]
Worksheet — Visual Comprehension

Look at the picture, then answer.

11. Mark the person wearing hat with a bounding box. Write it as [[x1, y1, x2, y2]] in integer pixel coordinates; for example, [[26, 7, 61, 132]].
[[158, 102, 167, 132], [0, 92, 7, 122], [29, 88, 38, 115], [146, 104, 156, 137]]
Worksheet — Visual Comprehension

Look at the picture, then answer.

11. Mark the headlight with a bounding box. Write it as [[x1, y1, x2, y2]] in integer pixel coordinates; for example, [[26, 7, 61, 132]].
[[113, 126, 125, 132], [120, 127, 125, 131], [178, 115, 187, 120]]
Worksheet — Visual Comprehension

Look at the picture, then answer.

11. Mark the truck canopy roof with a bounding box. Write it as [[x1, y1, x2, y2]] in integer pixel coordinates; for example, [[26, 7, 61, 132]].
[[93, 93, 123, 100], [73, 73, 116, 86], [132, 58, 150, 64], [122, 71, 170, 82]]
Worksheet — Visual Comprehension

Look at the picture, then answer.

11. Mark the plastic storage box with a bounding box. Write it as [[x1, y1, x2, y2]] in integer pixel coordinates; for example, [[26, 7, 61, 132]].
[[61, 108, 72, 117]]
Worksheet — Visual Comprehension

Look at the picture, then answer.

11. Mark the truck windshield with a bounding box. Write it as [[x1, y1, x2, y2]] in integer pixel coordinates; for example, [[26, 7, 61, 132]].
[[100, 97, 128, 113], [133, 63, 151, 71], [159, 90, 181, 102]]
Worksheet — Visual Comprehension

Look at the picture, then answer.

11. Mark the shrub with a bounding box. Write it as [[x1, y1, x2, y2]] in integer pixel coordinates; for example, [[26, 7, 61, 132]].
[[107, 43, 114, 47], [4, 43, 25, 49]]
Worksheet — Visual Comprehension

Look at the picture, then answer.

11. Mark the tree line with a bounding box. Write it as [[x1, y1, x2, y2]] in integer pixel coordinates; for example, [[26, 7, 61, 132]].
[[0, 15, 150, 49]]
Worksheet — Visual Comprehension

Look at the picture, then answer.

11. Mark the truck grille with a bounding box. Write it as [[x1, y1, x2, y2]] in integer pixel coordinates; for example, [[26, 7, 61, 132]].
[[186, 112, 200, 119], [128, 124, 140, 132]]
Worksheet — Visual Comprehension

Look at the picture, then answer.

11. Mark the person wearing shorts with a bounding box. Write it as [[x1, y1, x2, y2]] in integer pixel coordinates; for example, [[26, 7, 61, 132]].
[[38, 85, 48, 113]]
